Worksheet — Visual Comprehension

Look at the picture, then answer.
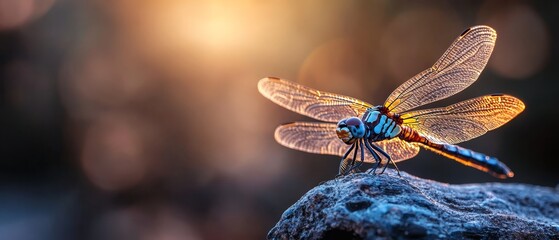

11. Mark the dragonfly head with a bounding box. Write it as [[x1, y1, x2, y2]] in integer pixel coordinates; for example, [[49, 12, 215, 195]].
[[336, 117, 365, 144]]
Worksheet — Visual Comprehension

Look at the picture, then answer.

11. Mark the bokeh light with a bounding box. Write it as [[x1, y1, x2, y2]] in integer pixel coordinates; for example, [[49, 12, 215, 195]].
[[80, 114, 159, 191], [0, 0, 56, 30], [0, 0, 34, 30], [479, 3, 550, 79]]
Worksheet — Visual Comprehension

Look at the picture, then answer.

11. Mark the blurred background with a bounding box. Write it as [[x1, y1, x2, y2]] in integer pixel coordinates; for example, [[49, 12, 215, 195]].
[[0, 0, 557, 239]]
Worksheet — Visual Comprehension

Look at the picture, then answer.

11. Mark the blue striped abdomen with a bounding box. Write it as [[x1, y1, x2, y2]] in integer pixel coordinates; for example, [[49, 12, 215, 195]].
[[398, 125, 514, 179], [427, 143, 513, 178]]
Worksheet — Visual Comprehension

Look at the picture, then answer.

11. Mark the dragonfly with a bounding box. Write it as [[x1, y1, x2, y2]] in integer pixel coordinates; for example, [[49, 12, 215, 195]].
[[258, 25, 525, 178]]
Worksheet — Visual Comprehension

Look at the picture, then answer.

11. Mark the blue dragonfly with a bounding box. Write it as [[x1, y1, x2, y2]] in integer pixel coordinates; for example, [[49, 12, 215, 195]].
[[258, 26, 525, 178]]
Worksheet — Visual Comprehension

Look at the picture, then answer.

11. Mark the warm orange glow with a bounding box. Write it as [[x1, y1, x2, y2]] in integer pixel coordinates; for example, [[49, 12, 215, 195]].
[[148, 1, 251, 53]]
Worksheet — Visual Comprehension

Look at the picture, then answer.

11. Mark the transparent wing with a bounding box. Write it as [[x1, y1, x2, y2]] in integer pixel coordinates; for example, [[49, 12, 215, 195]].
[[384, 25, 497, 113], [258, 77, 372, 122], [401, 94, 525, 144], [274, 122, 420, 163]]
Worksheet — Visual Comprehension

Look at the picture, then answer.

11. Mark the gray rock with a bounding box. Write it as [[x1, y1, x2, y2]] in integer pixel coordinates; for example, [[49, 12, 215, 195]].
[[268, 169, 559, 240]]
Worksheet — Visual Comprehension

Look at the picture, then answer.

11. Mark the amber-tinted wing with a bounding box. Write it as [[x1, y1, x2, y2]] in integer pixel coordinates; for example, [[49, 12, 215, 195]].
[[384, 25, 497, 114], [258, 77, 372, 122], [274, 122, 420, 163], [401, 94, 525, 144]]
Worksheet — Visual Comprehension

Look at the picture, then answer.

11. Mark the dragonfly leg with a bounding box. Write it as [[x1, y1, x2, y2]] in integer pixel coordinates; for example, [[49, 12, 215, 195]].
[[357, 139, 366, 171], [367, 140, 383, 174], [369, 141, 401, 176], [390, 157, 401, 177], [348, 141, 359, 174], [348, 139, 366, 173], [364, 139, 382, 175], [337, 143, 356, 176], [381, 158, 389, 174]]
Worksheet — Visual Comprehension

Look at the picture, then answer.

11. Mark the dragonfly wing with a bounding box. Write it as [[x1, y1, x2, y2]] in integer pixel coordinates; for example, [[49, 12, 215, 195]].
[[274, 122, 348, 157], [258, 77, 372, 122], [401, 94, 525, 144], [384, 25, 497, 113], [374, 138, 420, 163], [274, 122, 419, 163]]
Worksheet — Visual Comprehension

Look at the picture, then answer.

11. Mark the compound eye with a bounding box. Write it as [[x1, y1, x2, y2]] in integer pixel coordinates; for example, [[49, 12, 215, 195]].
[[336, 120, 346, 128], [345, 117, 362, 127]]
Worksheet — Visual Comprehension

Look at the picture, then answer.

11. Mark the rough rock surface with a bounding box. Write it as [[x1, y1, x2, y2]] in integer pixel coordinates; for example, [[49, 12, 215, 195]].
[[268, 169, 559, 240]]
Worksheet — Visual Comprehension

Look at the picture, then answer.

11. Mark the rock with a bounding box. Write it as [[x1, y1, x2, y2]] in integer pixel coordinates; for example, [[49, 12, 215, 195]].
[[268, 169, 559, 240]]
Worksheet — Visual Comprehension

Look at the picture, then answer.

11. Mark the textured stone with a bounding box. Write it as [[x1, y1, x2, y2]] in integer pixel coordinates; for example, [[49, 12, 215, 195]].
[[268, 169, 559, 240]]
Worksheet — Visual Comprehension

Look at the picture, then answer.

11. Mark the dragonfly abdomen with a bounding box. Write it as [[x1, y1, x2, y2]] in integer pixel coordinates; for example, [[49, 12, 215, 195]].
[[399, 126, 513, 178]]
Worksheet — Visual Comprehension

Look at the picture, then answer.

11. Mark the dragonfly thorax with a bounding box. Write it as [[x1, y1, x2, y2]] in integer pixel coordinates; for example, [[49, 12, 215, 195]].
[[361, 107, 402, 141], [336, 117, 365, 144]]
